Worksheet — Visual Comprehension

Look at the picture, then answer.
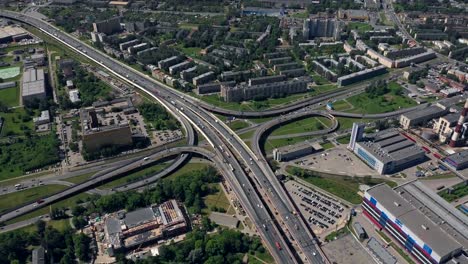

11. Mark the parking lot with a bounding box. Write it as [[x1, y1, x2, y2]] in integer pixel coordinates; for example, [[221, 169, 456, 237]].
[[286, 145, 378, 177], [285, 181, 349, 238], [153, 129, 183, 146]]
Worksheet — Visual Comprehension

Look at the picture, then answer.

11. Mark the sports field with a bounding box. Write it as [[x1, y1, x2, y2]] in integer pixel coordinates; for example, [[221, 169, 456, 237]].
[[0, 66, 20, 79]]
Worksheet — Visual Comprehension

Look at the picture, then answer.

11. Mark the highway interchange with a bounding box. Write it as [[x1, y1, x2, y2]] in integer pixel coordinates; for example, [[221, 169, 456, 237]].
[[0, 8, 465, 264]]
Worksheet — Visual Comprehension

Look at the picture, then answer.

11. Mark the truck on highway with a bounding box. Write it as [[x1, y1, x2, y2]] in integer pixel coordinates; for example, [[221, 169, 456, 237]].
[[228, 163, 235, 172]]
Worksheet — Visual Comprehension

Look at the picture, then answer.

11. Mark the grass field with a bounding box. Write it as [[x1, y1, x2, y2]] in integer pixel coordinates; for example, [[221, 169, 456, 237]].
[[270, 116, 332, 136], [0, 185, 67, 213], [421, 173, 457, 180], [64, 172, 97, 184], [228, 120, 250, 131], [321, 141, 335, 150], [346, 82, 417, 114], [202, 183, 233, 215], [287, 166, 396, 204], [337, 117, 371, 131], [264, 135, 317, 153], [0, 107, 34, 137], [348, 22, 373, 33], [0, 86, 19, 107], [5, 193, 93, 225], [238, 130, 255, 140], [164, 162, 211, 181], [336, 135, 350, 144], [100, 162, 170, 189], [438, 182, 468, 202]]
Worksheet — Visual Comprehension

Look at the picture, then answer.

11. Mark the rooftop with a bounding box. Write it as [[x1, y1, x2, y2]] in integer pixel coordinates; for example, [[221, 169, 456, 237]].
[[367, 237, 397, 264], [22, 68, 45, 97], [445, 150, 468, 164], [0, 25, 27, 39], [367, 184, 463, 257], [357, 129, 425, 163]]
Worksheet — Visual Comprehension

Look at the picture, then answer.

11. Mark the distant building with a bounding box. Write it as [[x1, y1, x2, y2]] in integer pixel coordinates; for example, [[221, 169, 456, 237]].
[[366, 237, 396, 264], [69, 89, 81, 103], [303, 18, 342, 40], [445, 150, 468, 170], [273, 141, 323, 162], [169, 61, 192, 75], [92, 17, 121, 35], [33, 110, 50, 126], [127, 43, 148, 55], [337, 66, 387, 86], [0, 25, 30, 44], [221, 77, 308, 102], [400, 105, 448, 129], [363, 183, 466, 264], [32, 247, 45, 264], [192, 72, 215, 86], [197, 81, 235, 95], [0, 81, 15, 90], [433, 113, 459, 143], [158, 56, 182, 71], [80, 106, 133, 152], [349, 126, 426, 174], [338, 9, 369, 21], [103, 200, 188, 252], [119, 39, 140, 51], [22, 68, 46, 103]]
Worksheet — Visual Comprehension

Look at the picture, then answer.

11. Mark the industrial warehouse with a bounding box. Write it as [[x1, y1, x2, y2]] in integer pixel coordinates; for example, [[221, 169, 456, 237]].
[[102, 200, 188, 255], [348, 123, 426, 175], [363, 183, 467, 264]]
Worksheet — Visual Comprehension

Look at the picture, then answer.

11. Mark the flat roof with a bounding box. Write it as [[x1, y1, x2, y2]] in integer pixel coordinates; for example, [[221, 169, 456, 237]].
[[367, 237, 397, 264], [367, 184, 463, 257], [124, 207, 155, 228], [0, 26, 27, 40], [445, 150, 468, 164], [357, 129, 425, 163], [396, 181, 468, 245], [22, 68, 45, 97]]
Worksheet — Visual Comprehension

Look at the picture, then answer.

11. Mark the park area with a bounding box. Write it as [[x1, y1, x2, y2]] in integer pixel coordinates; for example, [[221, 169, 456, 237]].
[[344, 81, 416, 114]]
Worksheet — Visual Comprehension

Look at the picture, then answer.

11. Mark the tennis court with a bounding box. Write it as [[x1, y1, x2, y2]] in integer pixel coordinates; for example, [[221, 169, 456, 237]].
[[0, 67, 20, 79]]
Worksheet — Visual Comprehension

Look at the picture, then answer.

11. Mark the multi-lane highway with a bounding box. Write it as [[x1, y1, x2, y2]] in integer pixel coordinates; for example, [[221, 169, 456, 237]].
[[0, 10, 318, 263]]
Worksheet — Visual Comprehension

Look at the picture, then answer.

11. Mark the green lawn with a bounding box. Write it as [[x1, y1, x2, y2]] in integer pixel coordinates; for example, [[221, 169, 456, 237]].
[[0, 133, 60, 180], [325, 226, 350, 242], [228, 120, 250, 131], [438, 182, 468, 202], [238, 130, 255, 140], [64, 172, 97, 184], [0, 185, 67, 214], [0, 107, 34, 137], [164, 162, 211, 181], [336, 135, 350, 144], [348, 22, 373, 32], [421, 173, 457, 180], [321, 141, 334, 150], [346, 82, 417, 114], [5, 193, 93, 225], [0, 86, 19, 107], [270, 116, 332, 136], [337, 117, 372, 131], [290, 11, 309, 19], [100, 162, 170, 189], [264, 135, 317, 153], [178, 45, 202, 58], [330, 100, 353, 111], [287, 166, 396, 204], [202, 183, 231, 215], [248, 117, 275, 124]]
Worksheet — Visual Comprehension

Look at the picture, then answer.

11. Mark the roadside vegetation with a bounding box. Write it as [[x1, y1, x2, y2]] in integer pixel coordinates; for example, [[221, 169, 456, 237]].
[[438, 182, 468, 202], [286, 166, 396, 204]]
